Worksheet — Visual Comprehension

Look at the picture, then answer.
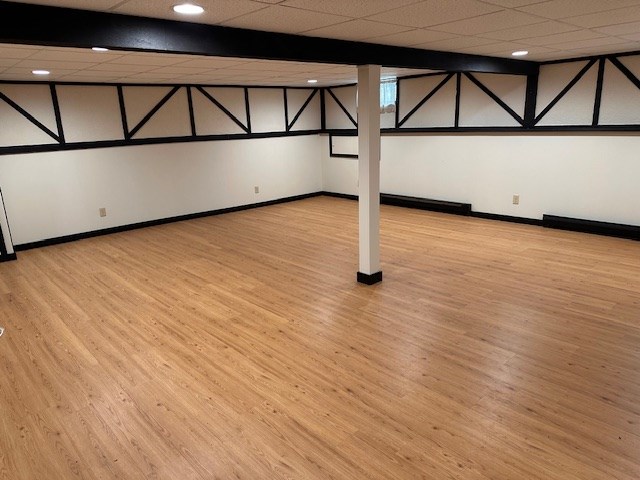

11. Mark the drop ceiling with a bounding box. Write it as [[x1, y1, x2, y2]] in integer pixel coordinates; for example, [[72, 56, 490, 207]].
[[2, 0, 640, 85]]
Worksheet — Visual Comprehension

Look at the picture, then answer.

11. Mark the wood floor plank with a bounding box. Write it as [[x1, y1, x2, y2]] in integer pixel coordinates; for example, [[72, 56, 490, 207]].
[[1, 196, 639, 479]]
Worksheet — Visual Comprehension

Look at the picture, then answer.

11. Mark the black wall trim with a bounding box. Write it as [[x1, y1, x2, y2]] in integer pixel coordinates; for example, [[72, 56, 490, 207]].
[[381, 194, 471, 216], [609, 56, 640, 91], [465, 72, 524, 126], [288, 89, 318, 131], [186, 86, 197, 136], [196, 86, 249, 133], [0, 1, 535, 75], [543, 215, 640, 241], [523, 68, 539, 128], [357, 271, 382, 285], [0, 130, 322, 156], [454, 73, 461, 128], [321, 191, 358, 201], [328, 134, 358, 159], [15, 192, 324, 252], [128, 86, 180, 139], [0, 219, 6, 257], [117, 85, 129, 138], [534, 59, 597, 125], [0, 253, 17, 262], [0, 187, 15, 255], [244, 87, 252, 133], [471, 211, 542, 226], [398, 73, 453, 128], [0, 90, 60, 142], [49, 84, 65, 144], [592, 58, 606, 126], [326, 88, 357, 128]]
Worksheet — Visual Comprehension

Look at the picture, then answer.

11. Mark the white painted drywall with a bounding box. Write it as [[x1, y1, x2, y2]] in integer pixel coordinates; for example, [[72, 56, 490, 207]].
[[0, 135, 323, 245], [322, 133, 640, 226]]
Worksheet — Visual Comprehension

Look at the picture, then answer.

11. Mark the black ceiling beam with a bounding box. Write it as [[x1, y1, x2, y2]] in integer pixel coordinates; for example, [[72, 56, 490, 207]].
[[0, 1, 536, 75]]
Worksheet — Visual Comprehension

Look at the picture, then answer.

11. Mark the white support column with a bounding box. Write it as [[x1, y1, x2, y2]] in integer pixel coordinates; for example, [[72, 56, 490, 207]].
[[357, 64, 382, 285]]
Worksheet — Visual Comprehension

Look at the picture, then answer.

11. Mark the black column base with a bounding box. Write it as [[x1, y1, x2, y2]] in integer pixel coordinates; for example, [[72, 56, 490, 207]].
[[0, 253, 17, 262], [357, 271, 382, 285]]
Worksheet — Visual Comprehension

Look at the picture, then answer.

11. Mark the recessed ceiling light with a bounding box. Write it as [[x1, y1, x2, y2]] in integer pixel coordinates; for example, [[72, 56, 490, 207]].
[[173, 3, 204, 15], [512, 50, 529, 57], [92, 47, 109, 52], [307, 79, 318, 84], [32, 69, 50, 75]]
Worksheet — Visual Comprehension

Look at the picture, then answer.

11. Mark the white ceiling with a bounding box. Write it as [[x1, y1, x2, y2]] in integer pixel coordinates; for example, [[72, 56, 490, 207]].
[[2, 0, 640, 85]]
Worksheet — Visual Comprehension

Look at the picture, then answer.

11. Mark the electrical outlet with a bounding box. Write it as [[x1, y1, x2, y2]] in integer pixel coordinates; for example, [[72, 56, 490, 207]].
[[512, 194, 520, 205], [99, 207, 107, 217], [254, 186, 259, 194]]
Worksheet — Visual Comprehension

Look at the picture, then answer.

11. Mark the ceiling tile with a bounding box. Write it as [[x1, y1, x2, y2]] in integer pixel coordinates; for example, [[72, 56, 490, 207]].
[[220, 5, 352, 33], [517, 0, 640, 19], [0, 45, 39, 59], [431, 10, 546, 35], [519, 30, 605, 46], [8, 0, 124, 9], [174, 58, 250, 69], [111, 0, 268, 25], [594, 20, 640, 36], [107, 55, 189, 66], [457, 44, 560, 60], [365, 0, 503, 28], [620, 32, 640, 42], [14, 59, 98, 70], [85, 63, 155, 73], [280, 0, 419, 17], [368, 29, 457, 46], [479, 20, 579, 41], [478, 0, 542, 6], [0, 58, 22, 67], [146, 66, 217, 75], [304, 19, 411, 41], [26, 48, 123, 62], [564, 5, 640, 28], [414, 36, 498, 51], [550, 37, 632, 51]]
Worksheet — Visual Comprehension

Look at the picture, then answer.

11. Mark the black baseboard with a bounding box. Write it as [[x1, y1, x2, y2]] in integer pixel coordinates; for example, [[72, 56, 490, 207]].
[[381, 193, 471, 216], [0, 253, 17, 262], [471, 211, 542, 226], [543, 215, 640, 241], [357, 271, 383, 285], [321, 191, 472, 216], [14, 192, 323, 251], [321, 191, 358, 201]]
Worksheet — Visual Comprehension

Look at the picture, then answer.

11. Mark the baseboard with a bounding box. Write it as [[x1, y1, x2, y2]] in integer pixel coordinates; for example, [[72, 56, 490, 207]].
[[321, 191, 472, 216], [471, 212, 542, 226], [14, 192, 323, 251], [381, 193, 471, 216], [321, 191, 357, 201], [0, 253, 17, 262], [543, 215, 640, 241], [357, 271, 383, 285]]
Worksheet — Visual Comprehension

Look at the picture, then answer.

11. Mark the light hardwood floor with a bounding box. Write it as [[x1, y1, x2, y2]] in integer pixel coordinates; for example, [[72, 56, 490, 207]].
[[1, 196, 639, 479]]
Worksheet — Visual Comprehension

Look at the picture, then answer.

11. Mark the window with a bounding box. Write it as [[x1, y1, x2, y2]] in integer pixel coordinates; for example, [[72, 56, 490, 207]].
[[380, 79, 397, 113]]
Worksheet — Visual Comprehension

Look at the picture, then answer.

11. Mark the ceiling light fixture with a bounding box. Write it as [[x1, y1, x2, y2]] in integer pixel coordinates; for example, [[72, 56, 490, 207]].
[[32, 69, 50, 75], [92, 47, 109, 52], [512, 50, 529, 57], [173, 3, 204, 15], [307, 79, 318, 84]]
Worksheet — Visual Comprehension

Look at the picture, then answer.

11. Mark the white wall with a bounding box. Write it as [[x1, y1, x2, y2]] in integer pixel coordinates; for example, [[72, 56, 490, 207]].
[[0, 135, 322, 245], [322, 133, 640, 226]]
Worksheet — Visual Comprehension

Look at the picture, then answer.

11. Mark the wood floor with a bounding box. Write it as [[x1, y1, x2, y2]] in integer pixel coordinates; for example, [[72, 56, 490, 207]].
[[1, 196, 639, 479]]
